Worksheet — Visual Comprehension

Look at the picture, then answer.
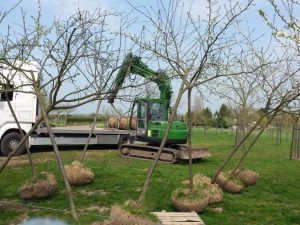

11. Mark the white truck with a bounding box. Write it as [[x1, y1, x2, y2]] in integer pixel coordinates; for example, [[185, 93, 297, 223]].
[[0, 63, 130, 156]]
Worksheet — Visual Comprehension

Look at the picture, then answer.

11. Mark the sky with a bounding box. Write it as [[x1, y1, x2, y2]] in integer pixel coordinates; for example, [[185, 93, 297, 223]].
[[1, 0, 279, 115]]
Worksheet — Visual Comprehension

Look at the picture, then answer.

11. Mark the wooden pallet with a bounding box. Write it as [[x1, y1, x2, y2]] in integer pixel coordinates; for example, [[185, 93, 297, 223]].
[[152, 211, 205, 225]]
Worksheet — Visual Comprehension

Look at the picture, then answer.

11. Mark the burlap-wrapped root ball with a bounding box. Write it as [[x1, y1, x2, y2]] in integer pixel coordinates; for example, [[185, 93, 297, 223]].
[[110, 206, 158, 225], [171, 188, 209, 213], [182, 174, 223, 204], [193, 174, 211, 185], [205, 183, 223, 204], [237, 170, 259, 186], [19, 173, 57, 200], [64, 161, 94, 186], [216, 172, 244, 194]]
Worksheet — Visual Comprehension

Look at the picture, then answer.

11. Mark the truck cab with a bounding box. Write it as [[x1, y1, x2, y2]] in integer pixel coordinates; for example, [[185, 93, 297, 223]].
[[0, 63, 38, 155]]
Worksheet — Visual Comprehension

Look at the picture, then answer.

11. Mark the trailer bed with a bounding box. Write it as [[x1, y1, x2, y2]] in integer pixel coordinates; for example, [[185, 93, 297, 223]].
[[38, 127, 130, 135], [30, 127, 131, 146]]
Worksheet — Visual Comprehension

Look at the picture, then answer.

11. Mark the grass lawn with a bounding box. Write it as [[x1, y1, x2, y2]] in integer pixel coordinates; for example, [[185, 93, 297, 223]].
[[0, 127, 300, 225]]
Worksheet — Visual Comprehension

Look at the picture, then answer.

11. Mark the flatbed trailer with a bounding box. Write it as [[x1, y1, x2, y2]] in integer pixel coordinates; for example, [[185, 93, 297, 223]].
[[31, 127, 130, 146], [0, 63, 131, 156]]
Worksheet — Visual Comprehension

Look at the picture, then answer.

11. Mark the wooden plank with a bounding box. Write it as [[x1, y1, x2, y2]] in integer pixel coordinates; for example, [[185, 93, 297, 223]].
[[162, 222, 204, 225], [156, 217, 201, 221], [152, 212, 205, 225], [153, 212, 200, 217], [153, 213, 200, 216]]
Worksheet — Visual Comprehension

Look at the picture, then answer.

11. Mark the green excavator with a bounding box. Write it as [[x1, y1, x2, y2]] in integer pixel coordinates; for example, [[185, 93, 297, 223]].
[[108, 53, 211, 163]]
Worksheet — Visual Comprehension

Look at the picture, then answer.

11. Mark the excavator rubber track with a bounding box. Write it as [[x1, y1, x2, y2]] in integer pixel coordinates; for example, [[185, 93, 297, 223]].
[[119, 143, 211, 163]]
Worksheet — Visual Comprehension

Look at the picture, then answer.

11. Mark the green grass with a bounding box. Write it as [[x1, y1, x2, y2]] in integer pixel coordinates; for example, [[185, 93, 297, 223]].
[[0, 127, 300, 225]]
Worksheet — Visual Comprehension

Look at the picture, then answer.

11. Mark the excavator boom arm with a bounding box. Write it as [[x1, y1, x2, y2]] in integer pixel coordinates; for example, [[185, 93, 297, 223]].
[[108, 53, 172, 109]]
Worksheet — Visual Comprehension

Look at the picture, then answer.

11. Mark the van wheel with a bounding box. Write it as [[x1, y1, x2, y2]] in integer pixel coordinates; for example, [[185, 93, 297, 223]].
[[0, 132, 27, 156]]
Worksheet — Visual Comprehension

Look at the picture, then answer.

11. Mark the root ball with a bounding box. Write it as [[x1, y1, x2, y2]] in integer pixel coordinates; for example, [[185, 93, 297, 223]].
[[19, 173, 57, 200], [109, 206, 158, 225], [64, 161, 94, 186], [237, 170, 259, 186], [216, 172, 244, 194], [171, 188, 209, 213]]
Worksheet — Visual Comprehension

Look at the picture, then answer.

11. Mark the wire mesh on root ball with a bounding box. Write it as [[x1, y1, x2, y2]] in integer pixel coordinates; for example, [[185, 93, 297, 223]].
[[182, 174, 223, 204], [171, 188, 209, 213], [236, 170, 259, 186], [64, 161, 94, 186], [215, 172, 244, 194], [19, 172, 57, 200]]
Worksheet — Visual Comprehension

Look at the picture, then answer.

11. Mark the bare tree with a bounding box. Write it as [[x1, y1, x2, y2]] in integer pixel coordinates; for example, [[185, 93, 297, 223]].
[[259, 0, 299, 54], [125, 0, 261, 203], [0, 6, 131, 221], [211, 56, 300, 182], [214, 49, 265, 149], [285, 100, 300, 159]]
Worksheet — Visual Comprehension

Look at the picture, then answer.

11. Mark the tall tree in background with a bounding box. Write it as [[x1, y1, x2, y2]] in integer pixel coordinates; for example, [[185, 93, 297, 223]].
[[216, 104, 233, 128], [201, 107, 213, 137]]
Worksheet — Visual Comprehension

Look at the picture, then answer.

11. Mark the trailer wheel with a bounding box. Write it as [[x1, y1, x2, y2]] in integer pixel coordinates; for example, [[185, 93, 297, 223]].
[[0, 132, 27, 156], [118, 136, 131, 149]]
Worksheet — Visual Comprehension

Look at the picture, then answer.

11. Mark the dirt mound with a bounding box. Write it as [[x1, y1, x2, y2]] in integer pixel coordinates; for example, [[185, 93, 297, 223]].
[[109, 206, 159, 225], [19, 173, 57, 200], [183, 174, 223, 204], [171, 188, 209, 213], [216, 172, 244, 194], [64, 161, 94, 186], [237, 170, 259, 186]]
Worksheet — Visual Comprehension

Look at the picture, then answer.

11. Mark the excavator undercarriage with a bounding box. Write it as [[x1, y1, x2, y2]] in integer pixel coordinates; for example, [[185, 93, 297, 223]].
[[119, 143, 211, 163]]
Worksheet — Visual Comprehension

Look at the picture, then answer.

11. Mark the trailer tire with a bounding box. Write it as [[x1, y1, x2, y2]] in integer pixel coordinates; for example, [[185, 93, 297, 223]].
[[118, 136, 131, 149], [0, 132, 27, 156]]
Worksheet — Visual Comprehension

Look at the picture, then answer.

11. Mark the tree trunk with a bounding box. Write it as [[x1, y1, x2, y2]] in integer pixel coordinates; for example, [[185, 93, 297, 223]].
[[241, 108, 246, 151], [187, 88, 193, 191], [290, 117, 300, 160], [290, 126, 295, 159], [232, 113, 276, 173], [5, 93, 36, 178], [211, 114, 265, 183], [137, 74, 188, 205], [80, 100, 102, 162], [36, 92, 78, 221], [235, 125, 240, 147], [295, 120, 300, 159]]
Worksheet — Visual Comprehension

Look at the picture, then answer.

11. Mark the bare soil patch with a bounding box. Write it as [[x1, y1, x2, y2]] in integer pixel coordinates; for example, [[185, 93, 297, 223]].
[[80, 189, 108, 196]]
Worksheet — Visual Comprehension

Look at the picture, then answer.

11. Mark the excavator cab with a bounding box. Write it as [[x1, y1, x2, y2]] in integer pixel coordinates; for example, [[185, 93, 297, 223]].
[[136, 99, 166, 137], [132, 98, 187, 145]]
